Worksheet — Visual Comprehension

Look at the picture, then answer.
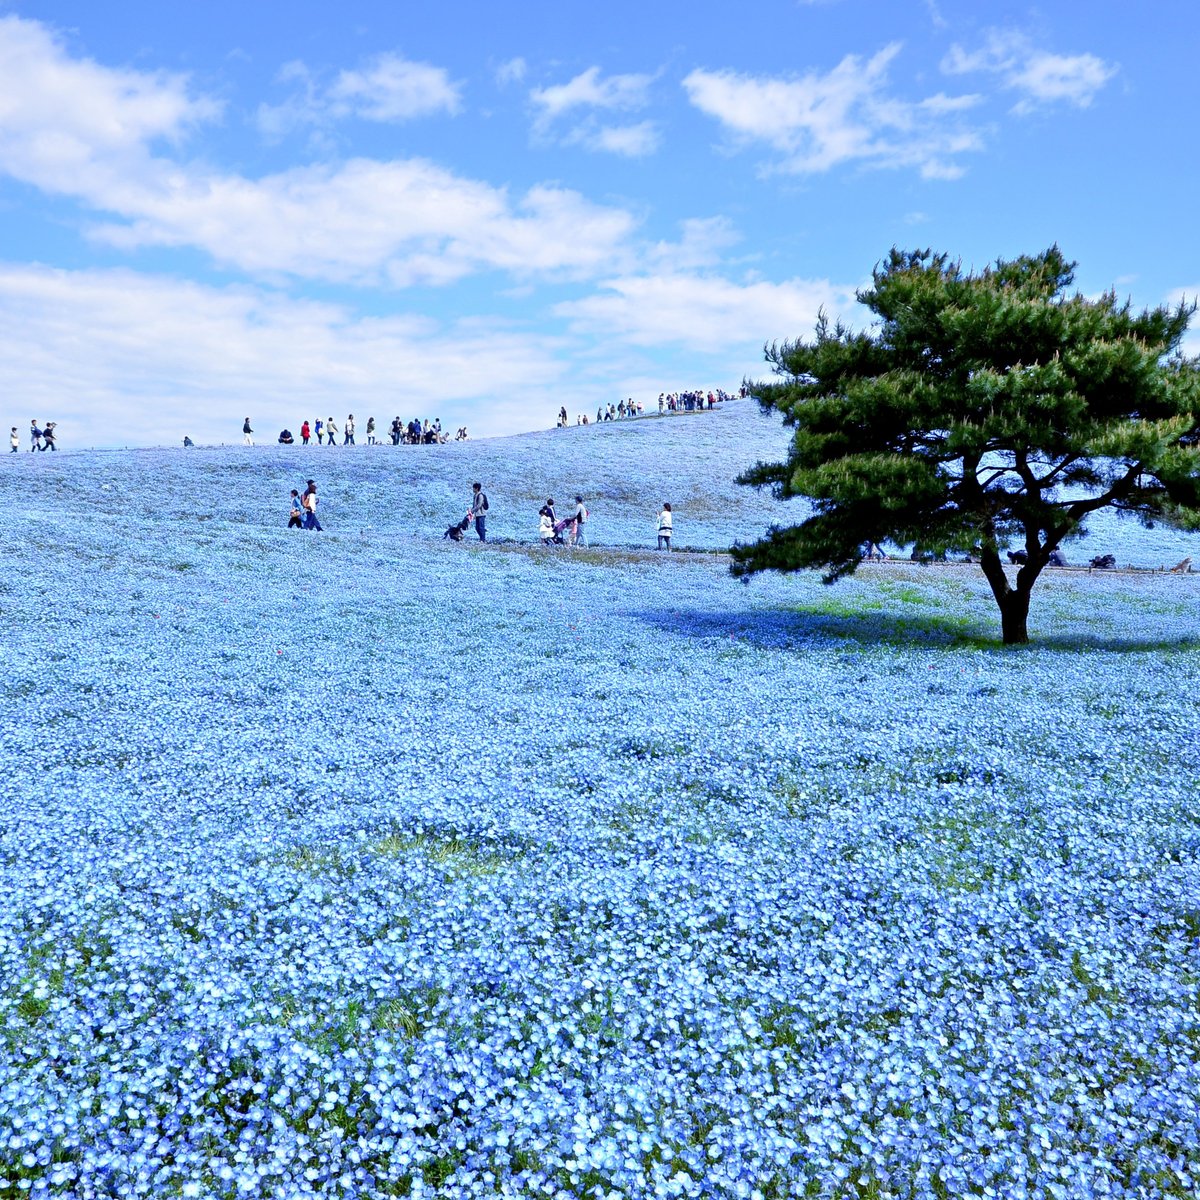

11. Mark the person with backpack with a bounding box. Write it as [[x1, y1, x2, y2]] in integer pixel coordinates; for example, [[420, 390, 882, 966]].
[[30, 420, 42, 452], [471, 481, 488, 542], [366, 417, 376, 445], [42, 422, 57, 451]]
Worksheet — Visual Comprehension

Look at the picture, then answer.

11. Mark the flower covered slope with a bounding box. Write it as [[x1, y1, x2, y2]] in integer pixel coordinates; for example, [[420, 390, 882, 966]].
[[2, 407, 1200, 1199]]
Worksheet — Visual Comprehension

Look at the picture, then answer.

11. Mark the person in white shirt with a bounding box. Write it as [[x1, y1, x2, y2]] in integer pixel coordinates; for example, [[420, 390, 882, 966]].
[[657, 503, 673, 551], [572, 496, 588, 547]]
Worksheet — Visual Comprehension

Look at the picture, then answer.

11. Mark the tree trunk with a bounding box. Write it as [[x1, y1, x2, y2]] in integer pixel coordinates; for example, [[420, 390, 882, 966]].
[[998, 588, 1031, 645], [978, 547, 1036, 645]]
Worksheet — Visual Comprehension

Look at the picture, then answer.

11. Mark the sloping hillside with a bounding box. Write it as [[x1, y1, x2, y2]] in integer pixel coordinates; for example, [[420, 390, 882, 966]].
[[8, 400, 1200, 566]]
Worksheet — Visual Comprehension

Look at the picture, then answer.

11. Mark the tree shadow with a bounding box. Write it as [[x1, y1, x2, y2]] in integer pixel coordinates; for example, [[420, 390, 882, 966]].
[[629, 605, 1200, 654]]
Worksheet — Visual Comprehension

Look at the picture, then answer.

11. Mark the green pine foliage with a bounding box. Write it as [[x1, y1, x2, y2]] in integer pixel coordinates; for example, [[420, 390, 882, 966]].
[[732, 247, 1200, 643]]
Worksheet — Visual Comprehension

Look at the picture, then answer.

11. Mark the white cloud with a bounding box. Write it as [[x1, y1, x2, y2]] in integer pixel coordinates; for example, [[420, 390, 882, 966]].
[[683, 46, 982, 178], [556, 272, 856, 352], [0, 18, 638, 285], [647, 217, 741, 272], [0, 264, 566, 443], [573, 121, 661, 157], [0, 14, 219, 190], [529, 66, 660, 157], [495, 57, 527, 87], [942, 30, 1116, 113], [530, 66, 654, 121], [256, 51, 460, 136], [326, 53, 461, 121], [85, 160, 639, 285]]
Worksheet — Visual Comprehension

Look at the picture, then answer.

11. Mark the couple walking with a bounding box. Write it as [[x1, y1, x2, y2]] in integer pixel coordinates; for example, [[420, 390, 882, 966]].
[[288, 480, 322, 530]]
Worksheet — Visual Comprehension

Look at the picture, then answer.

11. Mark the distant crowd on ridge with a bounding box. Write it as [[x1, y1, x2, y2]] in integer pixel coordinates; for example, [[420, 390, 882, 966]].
[[228, 415, 468, 449], [556, 387, 746, 427]]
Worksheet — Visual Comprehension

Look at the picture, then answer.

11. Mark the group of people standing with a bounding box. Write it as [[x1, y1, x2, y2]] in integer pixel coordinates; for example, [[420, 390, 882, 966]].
[[12, 420, 58, 452], [555, 386, 746, 429], [243, 415, 469, 447], [281, 416, 360, 446]]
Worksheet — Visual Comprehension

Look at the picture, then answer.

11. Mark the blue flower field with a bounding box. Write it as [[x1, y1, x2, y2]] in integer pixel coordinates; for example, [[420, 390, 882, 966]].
[[3, 404, 1200, 1199]]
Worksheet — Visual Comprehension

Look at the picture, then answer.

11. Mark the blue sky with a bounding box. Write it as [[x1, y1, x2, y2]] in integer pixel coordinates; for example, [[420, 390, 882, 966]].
[[0, 0, 1195, 446]]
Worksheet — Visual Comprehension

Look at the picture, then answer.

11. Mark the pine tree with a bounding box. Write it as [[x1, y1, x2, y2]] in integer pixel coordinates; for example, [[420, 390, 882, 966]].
[[732, 247, 1200, 644]]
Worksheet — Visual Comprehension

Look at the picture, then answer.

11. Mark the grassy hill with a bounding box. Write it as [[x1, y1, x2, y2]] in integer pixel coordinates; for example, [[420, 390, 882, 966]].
[[1, 403, 1200, 1197]]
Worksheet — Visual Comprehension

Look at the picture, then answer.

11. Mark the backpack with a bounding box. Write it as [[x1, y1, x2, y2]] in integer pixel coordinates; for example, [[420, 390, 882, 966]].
[[480, 492, 489, 511]]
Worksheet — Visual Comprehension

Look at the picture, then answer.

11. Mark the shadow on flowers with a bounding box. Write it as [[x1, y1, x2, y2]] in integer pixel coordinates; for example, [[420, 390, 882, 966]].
[[629, 605, 1200, 652]]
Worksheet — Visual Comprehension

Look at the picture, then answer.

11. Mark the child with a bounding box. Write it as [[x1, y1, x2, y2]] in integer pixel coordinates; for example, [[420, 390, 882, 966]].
[[539, 506, 554, 545], [657, 503, 673, 551]]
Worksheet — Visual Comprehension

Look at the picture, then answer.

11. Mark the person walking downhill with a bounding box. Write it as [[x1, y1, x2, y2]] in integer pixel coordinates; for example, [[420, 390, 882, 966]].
[[657, 502, 673, 551], [288, 489, 303, 529], [242, 417, 254, 446], [9, 427, 18, 453], [471, 481, 488, 542], [344, 415, 355, 446], [301, 479, 322, 530]]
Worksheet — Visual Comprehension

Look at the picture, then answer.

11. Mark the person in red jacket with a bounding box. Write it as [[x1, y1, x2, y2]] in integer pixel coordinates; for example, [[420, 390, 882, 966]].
[[300, 420, 311, 445]]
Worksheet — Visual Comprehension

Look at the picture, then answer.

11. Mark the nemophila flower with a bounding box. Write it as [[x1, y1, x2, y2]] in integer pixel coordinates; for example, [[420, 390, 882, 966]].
[[0, 419, 1199, 1197]]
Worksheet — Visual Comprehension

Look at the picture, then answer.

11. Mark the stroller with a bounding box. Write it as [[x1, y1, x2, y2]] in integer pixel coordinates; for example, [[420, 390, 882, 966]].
[[554, 516, 579, 545]]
